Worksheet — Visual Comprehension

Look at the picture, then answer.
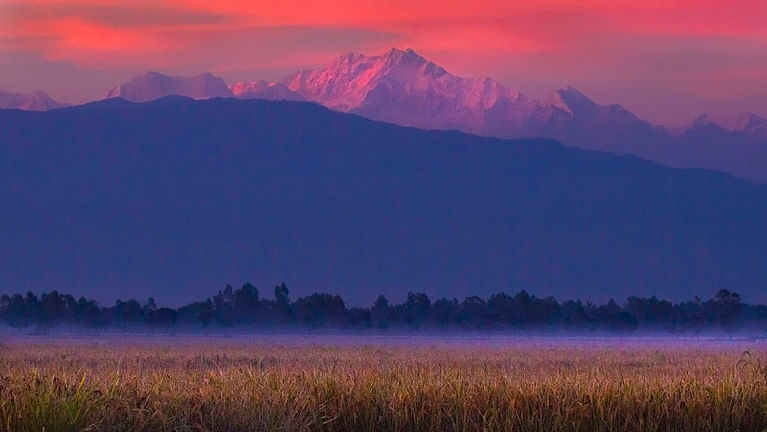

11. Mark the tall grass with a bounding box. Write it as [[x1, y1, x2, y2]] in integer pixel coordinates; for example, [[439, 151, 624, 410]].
[[0, 341, 765, 431]]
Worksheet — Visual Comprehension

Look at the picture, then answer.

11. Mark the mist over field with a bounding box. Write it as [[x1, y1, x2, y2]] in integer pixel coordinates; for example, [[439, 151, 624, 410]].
[[1, 282, 763, 338]]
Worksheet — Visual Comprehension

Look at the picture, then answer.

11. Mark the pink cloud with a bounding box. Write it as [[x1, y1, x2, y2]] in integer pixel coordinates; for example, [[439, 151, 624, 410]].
[[5, 0, 766, 67], [1, 0, 765, 125]]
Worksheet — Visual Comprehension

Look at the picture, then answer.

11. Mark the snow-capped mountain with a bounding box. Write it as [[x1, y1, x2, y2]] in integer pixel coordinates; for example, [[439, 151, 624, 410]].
[[232, 48, 765, 182], [275, 48, 538, 135], [10, 47, 766, 182], [0, 90, 65, 111], [269, 49, 672, 157], [107, 72, 233, 102]]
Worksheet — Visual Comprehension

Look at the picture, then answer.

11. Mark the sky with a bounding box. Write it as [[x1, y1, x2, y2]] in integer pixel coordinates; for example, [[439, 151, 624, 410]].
[[1, 0, 766, 126]]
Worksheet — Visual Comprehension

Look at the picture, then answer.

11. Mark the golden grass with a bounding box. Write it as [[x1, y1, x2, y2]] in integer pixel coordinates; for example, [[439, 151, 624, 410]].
[[0, 339, 766, 431]]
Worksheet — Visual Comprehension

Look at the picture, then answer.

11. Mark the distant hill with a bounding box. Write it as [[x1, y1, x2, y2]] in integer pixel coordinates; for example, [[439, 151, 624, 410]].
[[106, 71, 233, 102], [1, 97, 766, 306], [685, 112, 767, 135], [0, 89, 65, 111]]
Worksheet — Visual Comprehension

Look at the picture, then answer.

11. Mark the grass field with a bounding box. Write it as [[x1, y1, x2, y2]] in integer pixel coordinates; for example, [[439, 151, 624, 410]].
[[1, 336, 766, 431]]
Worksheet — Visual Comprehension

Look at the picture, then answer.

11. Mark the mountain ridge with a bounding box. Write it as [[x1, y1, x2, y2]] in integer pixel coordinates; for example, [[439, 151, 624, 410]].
[[1, 96, 766, 306]]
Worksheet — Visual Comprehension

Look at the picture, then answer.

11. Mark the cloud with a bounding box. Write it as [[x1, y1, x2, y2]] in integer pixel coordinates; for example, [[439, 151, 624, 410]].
[[5, 0, 766, 66], [0, 50, 142, 103], [0, 0, 400, 67], [6, 2, 235, 28], [154, 25, 403, 74]]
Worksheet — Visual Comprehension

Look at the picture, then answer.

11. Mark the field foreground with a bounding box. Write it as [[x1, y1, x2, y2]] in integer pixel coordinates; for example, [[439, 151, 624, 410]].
[[1, 336, 767, 431]]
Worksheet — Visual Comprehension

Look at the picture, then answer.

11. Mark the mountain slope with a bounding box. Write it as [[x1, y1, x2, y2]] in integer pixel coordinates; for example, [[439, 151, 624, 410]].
[[0, 89, 65, 111], [531, 87, 673, 159], [1, 97, 766, 306], [107, 71, 233, 102]]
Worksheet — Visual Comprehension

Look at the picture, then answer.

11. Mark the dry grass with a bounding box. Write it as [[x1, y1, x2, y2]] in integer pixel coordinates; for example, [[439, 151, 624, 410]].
[[0, 338, 766, 431]]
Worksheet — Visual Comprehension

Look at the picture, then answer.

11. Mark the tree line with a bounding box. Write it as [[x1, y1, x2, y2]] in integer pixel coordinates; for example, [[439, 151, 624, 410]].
[[0, 284, 763, 334]]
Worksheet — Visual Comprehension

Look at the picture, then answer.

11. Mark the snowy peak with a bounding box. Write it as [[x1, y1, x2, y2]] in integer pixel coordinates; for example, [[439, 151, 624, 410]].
[[545, 91, 574, 115], [0, 89, 65, 111], [325, 48, 431, 75], [383, 47, 423, 63], [269, 48, 663, 139], [279, 48, 473, 111], [275, 47, 534, 134], [369, 47, 450, 81], [380, 48, 435, 71], [97, 49, 675, 171], [107, 71, 233, 102], [548, 87, 598, 114]]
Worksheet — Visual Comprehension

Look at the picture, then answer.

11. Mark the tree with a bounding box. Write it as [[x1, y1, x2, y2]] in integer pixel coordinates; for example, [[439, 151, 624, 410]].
[[76, 297, 101, 328], [458, 296, 487, 328], [273, 283, 293, 324], [24, 292, 40, 324], [233, 282, 259, 323], [714, 289, 741, 335], [561, 300, 588, 329], [430, 298, 458, 328], [294, 293, 346, 328], [608, 312, 638, 333], [114, 299, 143, 329], [0, 295, 8, 323], [147, 307, 178, 329], [512, 290, 532, 325], [40, 291, 66, 325], [275, 283, 290, 305], [346, 308, 371, 328], [198, 300, 214, 329], [2, 282, 767, 334], [4, 294, 27, 327], [213, 285, 234, 326], [404, 292, 431, 329], [142, 298, 157, 315], [487, 293, 514, 328], [371, 295, 391, 329]]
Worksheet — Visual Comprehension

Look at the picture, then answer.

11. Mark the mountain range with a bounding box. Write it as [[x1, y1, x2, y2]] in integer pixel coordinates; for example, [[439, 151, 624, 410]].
[[6, 49, 767, 183], [1, 96, 766, 306], [3, 48, 765, 183], [236, 48, 767, 183]]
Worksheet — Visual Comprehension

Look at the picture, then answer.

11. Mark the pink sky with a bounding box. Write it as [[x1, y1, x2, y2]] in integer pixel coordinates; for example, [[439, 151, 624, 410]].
[[1, 0, 766, 126]]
